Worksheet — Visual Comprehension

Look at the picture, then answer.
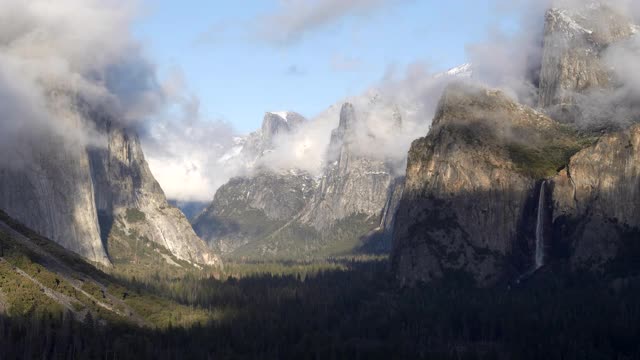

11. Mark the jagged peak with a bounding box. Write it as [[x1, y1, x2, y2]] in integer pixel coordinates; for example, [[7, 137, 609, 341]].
[[392, 105, 403, 130], [545, 2, 636, 43], [338, 102, 356, 131], [547, 7, 595, 34], [260, 111, 305, 144], [265, 110, 306, 122], [435, 63, 473, 79], [268, 111, 291, 120], [262, 111, 305, 130]]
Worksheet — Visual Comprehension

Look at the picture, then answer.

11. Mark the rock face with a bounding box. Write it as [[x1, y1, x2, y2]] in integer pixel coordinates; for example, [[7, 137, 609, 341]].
[[551, 125, 640, 272], [538, 3, 636, 114], [241, 112, 306, 163], [195, 104, 401, 258], [391, 84, 584, 285], [0, 95, 219, 267], [300, 103, 395, 230], [193, 112, 315, 256], [90, 123, 218, 266], [0, 132, 109, 265], [391, 2, 640, 286], [193, 171, 315, 254]]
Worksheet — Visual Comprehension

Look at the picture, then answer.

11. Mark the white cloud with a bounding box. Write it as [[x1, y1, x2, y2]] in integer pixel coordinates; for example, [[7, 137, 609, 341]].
[[257, 62, 464, 176], [142, 69, 241, 202], [257, 0, 407, 46], [0, 0, 162, 168]]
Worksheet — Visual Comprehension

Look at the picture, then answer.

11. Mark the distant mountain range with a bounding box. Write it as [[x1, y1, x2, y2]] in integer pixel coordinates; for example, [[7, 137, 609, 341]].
[[190, 1, 640, 287], [1, 1, 639, 290]]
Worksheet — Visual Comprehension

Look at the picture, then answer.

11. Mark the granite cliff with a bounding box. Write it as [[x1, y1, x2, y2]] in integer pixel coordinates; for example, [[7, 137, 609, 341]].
[[552, 125, 640, 273], [0, 93, 220, 268], [391, 2, 640, 285], [539, 2, 638, 127], [391, 84, 584, 285]]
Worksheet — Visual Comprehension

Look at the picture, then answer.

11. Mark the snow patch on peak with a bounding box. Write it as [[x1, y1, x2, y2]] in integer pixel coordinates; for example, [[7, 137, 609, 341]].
[[434, 63, 473, 79], [218, 144, 244, 164], [269, 111, 290, 121], [232, 137, 246, 146], [550, 8, 594, 35], [446, 63, 473, 77]]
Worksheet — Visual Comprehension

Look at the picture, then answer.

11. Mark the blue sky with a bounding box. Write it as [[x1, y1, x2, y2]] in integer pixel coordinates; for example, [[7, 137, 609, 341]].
[[134, 0, 516, 133]]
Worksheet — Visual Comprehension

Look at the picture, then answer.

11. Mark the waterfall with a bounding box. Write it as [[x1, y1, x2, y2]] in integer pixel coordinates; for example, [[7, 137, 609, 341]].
[[379, 191, 393, 228], [535, 181, 546, 269], [515, 181, 548, 284]]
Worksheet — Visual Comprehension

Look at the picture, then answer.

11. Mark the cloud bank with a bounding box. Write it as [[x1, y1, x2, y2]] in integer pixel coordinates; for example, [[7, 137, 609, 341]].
[[0, 0, 162, 168], [0, 0, 244, 202], [141, 70, 242, 202], [4, 0, 639, 204], [467, 0, 640, 129], [252, 0, 640, 183], [252, 63, 467, 177]]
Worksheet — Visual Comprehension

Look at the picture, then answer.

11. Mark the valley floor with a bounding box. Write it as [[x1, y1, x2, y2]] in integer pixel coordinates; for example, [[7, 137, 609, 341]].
[[1, 257, 640, 359]]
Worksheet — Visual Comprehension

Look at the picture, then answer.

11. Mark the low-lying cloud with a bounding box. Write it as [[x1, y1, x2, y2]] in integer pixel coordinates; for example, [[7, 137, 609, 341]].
[[253, 62, 466, 177], [467, 0, 640, 128], [0, 0, 245, 203], [141, 70, 242, 202], [0, 0, 162, 168]]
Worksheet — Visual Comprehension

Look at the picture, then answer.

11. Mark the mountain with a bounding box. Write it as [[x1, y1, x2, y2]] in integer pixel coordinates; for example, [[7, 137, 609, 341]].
[[391, 2, 640, 286], [193, 62, 475, 259], [299, 103, 398, 230], [237, 111, 307, 167], [391, 84, 586, 285], [192, 112, 315, 256], [539, 2, 638, 125], [0, 92, 220, 269], [193, 170, 315, 255], [194, 107, 402, 258]]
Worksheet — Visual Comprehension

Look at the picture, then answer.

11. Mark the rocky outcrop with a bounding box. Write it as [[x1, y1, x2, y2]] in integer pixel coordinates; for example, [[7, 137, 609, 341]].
[[300, 103, 396, 230], [193, 112, 313, 255], [391, 84, 584, 285], [241, 112, 306, 163], [90, 124, 219, 267], [0, 94, 220, 267], [538, 3, 636, 115], [192, 171, 315, 254], [551, 124, 640, 272]]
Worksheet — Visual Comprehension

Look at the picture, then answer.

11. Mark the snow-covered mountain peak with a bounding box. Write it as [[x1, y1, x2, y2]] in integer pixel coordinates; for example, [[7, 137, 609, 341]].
[[268, 111, 291, 121], [445, 63, 473, 77]]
